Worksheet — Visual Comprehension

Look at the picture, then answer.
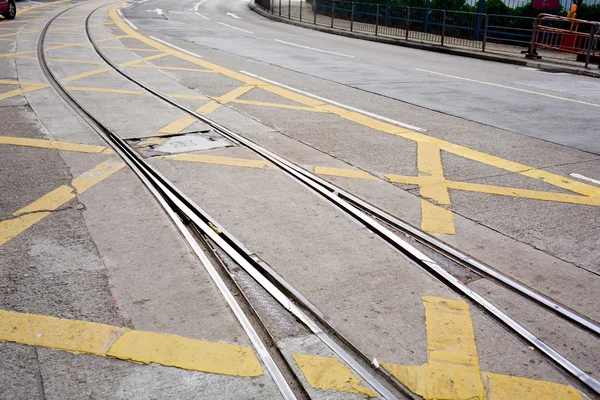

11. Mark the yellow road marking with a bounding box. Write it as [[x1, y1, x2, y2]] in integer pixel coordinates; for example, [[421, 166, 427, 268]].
[[381, 297, 583, 400], [0, 84, 49, 100], [99, 45, 160, 52], [0, 79, 45, 86], [120, 52, 170, 66], [157, 100, 218, 135], [157, 86, 255, 135], [160, 153, 269, 169], [314, 166, 378, 180], [0, 135, 111, 153], [130, 64, 217, 73], [65, 86, 145, 95], [49, 58, 104, 65], [17, 0, 73, 14], [60, 67, 113, 83], [166, 93, 209, 100], [0, 161, 123, 246], [386, 175, 600, 207], [416, 142, 455, 234], [0, 309, 263, 377], [293, 353, 376, 397], [59, 54, 168, 84], [231, 98, 328, 112]]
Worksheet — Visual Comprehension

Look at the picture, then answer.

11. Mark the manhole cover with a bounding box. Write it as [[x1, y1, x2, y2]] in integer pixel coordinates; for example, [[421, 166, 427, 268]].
[[127, 131, 233, 157]]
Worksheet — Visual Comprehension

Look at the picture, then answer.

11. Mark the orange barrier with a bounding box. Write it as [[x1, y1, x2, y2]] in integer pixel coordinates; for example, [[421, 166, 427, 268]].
[[527, 13, 599, 67]]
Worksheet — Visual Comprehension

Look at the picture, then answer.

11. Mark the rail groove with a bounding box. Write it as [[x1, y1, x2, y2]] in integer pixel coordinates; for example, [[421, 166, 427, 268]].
[[37, 1, 600, 398]]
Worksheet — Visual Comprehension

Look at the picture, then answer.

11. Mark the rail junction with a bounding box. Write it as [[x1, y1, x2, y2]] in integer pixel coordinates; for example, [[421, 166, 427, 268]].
[[0, 0, 599, 399]]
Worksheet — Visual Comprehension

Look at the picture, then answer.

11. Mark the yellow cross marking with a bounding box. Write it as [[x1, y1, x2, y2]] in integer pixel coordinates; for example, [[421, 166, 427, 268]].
[[381, 297, 583, 399], [0, 309, 263, 377], [0, 160, 124, 246], [109, 7, 600, 236]]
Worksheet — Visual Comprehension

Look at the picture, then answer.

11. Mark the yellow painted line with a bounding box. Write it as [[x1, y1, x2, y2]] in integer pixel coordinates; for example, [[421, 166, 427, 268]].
[[386, 175, 600, 207], [120, 52, 170, 66], [381, 297, 583, 400], [215, 84, 256, 103], [422, 297, 479, 368], [314, 166, 379, 181], [99, 45, 160, 53], [161, 153, 269, 169], [47, 58, 105, 65], [48, 26, 81, 32], [448, 180, 600, 206], [157, 116, 199, 135], [60, 67, 113, 83], [0, 79, 45, 86], [44, 35, 131, 53], [420, 200, 456, 235], [0, 135, 111, 153], [166, 93, 209, 100], [0, 84, 48, 100], [231, 99, 328, 112], [416, 141, 455, 235], [157, 86, 254, 135], [482, 372, 584, 399], [0, 161, 123, 246], [129, 64, 217, 73], [65, 86, 145, 95], [0, 309, 263, 377], [293, 353, 376, 397], [17, 0, 73, 14], [157, 100, 219, 135], [108, 3, 600, 236]]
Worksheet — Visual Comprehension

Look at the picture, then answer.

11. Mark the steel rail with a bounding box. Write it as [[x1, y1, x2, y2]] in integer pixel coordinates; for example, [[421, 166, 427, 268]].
[[238, 71, 600, 338], [37, 6, 298, 400], [88, 6, 600, 395]]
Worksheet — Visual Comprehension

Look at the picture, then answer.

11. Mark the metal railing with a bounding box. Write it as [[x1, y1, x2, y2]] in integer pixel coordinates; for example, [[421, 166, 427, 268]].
[[527, 13, 599, 66], [255, 0, 599, 67]]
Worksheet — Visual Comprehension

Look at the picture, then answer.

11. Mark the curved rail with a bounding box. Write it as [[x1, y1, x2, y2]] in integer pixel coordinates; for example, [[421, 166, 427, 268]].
[[37, 5, 299, 400], [39, 1, 600, 396], [95, 8, 600, 395], [38, 4, 407, 399]]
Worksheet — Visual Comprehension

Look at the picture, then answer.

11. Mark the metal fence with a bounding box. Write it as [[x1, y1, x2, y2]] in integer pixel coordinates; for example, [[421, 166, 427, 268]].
[[258, 0, 536, 52], [256, 0, 600, 65]]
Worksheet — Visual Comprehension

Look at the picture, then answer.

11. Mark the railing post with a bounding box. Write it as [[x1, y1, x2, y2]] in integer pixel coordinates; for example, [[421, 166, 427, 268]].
[[331, 1, 335, 28], [288, 0, 291, 18], [279, 0, 281, 16], [300, 0, 303, 20], [375, 4, 379, 35], [585, 25, 596, 68], [482, 13, 488, 51], [527, 16, 539, 58], [314, 0, 318, 24], [441, 10, 445, 46], [350, 1, 355, 31], [406, 7, 410, 40]]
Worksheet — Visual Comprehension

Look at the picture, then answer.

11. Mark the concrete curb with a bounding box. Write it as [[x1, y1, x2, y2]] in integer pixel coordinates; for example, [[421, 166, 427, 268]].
[[249, 2, 600, 78]]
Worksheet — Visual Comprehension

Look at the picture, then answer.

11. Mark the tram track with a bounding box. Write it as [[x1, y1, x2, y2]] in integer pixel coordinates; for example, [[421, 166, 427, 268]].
[[36, 1, 600, 398]]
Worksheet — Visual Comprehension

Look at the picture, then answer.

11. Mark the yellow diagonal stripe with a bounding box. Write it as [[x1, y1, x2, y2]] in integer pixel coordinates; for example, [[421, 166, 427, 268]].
[[0, 161, 124, 246], [314, 166, 378, 180], [0, 309, 263, 377], [0, 135, 111, 153], [292, 353, 376, 397]]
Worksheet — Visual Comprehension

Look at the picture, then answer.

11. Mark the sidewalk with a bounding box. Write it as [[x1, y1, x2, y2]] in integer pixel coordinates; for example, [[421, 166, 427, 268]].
[[251, 0, 600, 78]]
